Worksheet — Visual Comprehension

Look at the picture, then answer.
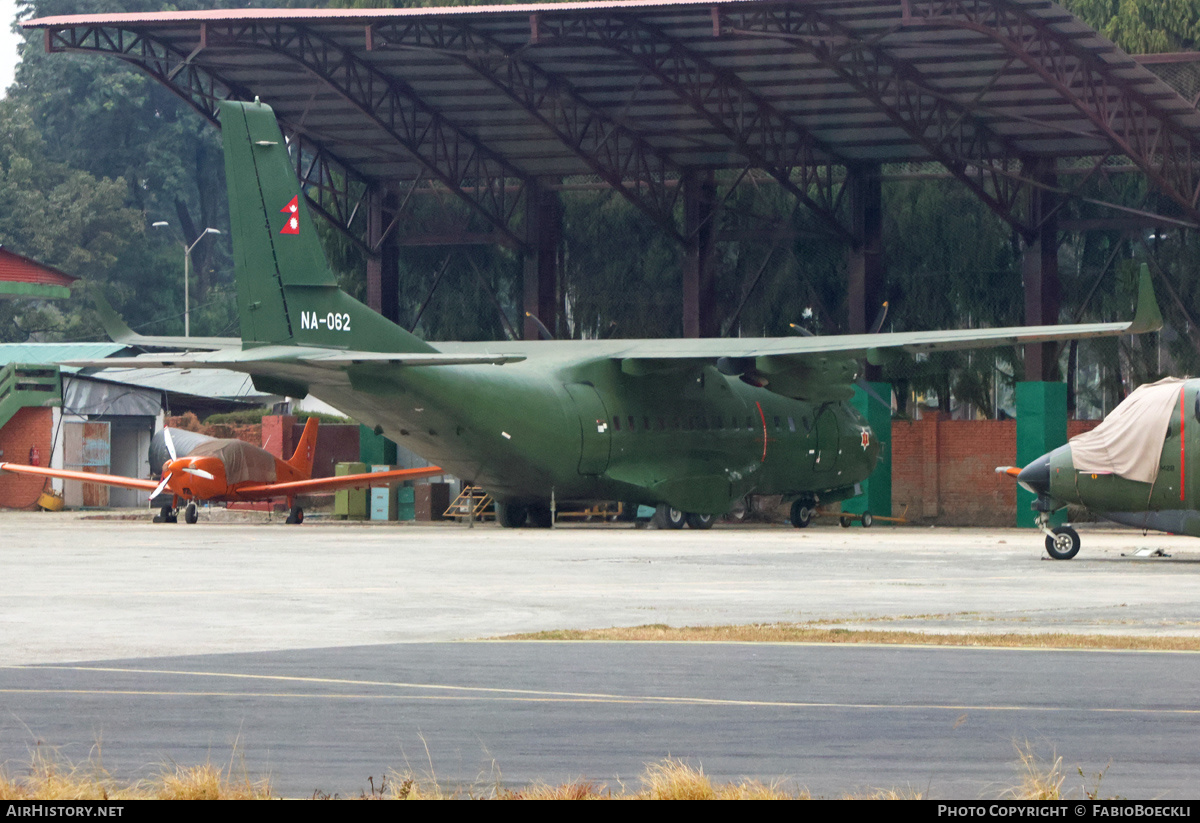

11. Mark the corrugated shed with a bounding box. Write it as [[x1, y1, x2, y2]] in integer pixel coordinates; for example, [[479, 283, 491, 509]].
[[0, 343, 127, 367]]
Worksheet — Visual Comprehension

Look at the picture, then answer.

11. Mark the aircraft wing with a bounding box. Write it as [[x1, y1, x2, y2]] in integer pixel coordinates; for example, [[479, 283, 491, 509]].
[[0, 462, 161, 491], [62, 349, 526, 369], [233, 465, 445, 499], [60, 267, 1160, 404]]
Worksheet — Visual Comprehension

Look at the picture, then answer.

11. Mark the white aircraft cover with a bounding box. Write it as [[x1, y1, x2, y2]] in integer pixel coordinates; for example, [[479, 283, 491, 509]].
[[1069, 377, 1187, 483]]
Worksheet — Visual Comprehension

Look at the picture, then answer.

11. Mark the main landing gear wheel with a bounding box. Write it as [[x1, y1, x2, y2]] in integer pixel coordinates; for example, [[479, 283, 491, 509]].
[[789, 499, 815, 529], [654, 504, 686, 530], [154, 505, 177, 524], [184, 502, 199, 525], [497, 502, 528, 528], [1045, 525, 1080, 560], [861, 512, 873, 528], [839, 515, 853, 528], [685, 512, 715, 530], [285, 505, 305, 525], [528, 504, 554, 529]]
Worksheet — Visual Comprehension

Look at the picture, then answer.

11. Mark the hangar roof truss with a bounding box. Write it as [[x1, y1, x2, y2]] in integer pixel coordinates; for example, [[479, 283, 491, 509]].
[[25, 0, 1200, 246]]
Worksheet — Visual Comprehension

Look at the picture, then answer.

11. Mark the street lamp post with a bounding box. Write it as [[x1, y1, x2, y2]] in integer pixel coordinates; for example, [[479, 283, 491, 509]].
[[153, 223, 221, 337]]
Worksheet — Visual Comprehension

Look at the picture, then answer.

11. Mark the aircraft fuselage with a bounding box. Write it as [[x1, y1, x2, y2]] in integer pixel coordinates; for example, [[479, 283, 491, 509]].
[[320, 350, 879, 515]]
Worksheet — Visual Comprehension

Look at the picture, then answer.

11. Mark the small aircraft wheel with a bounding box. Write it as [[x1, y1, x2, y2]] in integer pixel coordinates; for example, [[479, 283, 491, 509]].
[[839, 515, 853, 528], [154, 505, 177, 524], [654, 504, 686, 530], [285, 506, 305, 525], [184, 502, 199, 525], [497, 502, 528, 528], [789, 499, 815, 529], [1045, 525, 1080, 560], [685, 512, 715, 530], [861, 512, 873, 528]]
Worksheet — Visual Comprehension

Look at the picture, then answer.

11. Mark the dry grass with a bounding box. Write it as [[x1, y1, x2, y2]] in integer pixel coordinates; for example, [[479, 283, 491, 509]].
[[1, 749, 1115, 800], [1006, 745, 1066, 800], [499, 622, 1200, 651], [0, 748, 272, 801]]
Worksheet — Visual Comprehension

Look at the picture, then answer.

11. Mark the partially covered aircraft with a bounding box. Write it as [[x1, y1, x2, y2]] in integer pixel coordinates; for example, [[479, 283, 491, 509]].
[[0, 417, 443, 524], [67, 100, 1162, 529], [1000, 377, 1198, 559]]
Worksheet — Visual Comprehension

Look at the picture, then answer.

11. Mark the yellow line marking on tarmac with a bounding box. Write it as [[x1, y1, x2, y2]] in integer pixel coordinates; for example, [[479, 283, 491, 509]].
[[4, 666, 1200, 714], [0, 687, 1199, 714]]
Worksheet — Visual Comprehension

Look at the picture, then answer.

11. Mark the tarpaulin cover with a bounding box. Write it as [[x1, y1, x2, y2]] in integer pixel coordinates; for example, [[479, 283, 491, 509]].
[[1069, 377, 1186, 484], [188, 438, 277, 484]]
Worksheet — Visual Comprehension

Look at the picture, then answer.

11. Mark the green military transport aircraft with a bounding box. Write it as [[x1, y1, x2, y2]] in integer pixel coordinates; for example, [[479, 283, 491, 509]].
[[1001, 377, 1200, 559], [73, 100, 1163, 529]]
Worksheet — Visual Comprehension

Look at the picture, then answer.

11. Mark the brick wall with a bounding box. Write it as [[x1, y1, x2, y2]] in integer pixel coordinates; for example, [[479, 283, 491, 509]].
[[890, 415, 1101, 526], [0, 407, 54, 509]]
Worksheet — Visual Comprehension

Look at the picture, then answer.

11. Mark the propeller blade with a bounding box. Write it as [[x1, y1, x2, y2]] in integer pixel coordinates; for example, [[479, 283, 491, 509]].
[[868, 301, 890, 334], [151, 473, 172, 499], [182, 466, 215, 481], [525, 312, 555, 341], [164, 427, 177, 461]]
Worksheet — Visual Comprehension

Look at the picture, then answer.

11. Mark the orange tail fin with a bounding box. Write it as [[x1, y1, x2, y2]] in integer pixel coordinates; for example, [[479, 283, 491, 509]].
[[287, 417, 319, 478]]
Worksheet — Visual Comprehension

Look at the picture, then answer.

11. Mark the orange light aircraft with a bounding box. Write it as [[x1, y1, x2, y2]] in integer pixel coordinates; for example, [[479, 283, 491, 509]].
[[0, 417, 443, 524]]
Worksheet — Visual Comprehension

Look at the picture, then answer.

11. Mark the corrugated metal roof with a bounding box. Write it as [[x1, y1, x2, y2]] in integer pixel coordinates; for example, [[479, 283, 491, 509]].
[[26, 0, 1200, 175], [89, 367, 274, 402], [0, 343, 126, 367]]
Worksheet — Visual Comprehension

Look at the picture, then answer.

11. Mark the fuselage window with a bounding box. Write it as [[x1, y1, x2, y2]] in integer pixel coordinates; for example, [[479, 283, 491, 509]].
[[612, 416, 620, 431], [774, 415, 781, 430], [788, 416, 796, 433], [628, 416, 636, 431]]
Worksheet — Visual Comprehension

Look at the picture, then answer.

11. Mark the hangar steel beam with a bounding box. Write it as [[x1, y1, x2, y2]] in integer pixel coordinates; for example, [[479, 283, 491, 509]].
[[369, 21, 686, 244], [530, 11, 856, 243], [43, 23, 395, 251], [198, 21, 532, 250], [909, 0, 1200, 227], [1021, 157, 1061, 383], [717, 5, 1037, 239]]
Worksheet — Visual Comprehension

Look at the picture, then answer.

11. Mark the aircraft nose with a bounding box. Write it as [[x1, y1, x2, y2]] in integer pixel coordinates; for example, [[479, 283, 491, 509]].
[[1016, 452, 1052, 494]]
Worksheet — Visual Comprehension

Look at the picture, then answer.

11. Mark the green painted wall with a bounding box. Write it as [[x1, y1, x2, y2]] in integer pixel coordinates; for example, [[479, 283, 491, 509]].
[[843, 382, 892, 518], [1016, 381, 1067, 527]]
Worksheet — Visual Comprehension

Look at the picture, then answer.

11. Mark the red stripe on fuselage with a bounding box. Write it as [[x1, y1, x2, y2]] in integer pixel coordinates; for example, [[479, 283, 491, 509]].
[[756, 401, 767, 463]]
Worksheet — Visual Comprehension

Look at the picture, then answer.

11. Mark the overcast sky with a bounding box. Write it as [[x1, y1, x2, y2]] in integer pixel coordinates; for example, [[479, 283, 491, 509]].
[[1, 0, 20, 95]]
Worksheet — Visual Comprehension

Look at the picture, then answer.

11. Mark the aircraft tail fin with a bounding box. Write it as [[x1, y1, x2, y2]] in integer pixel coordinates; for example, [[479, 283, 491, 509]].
[[287, 417, 319, 477], [220, 99, 436, 355]]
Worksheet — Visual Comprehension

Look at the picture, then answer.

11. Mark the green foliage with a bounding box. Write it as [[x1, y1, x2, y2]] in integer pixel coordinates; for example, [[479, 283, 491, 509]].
[[1061, 0, 1200, 53]]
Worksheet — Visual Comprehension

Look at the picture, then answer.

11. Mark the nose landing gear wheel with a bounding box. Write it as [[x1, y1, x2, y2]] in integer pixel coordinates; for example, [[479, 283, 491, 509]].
[[1045, 525, 1080, 560], [789, 499, 815, 529], [184, 502, 199, 524]]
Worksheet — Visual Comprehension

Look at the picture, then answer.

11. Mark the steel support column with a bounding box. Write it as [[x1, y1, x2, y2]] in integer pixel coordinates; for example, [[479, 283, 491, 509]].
[[1022, 159, 1060, 382], [846, 164, 885, 338], [367, 188, 401, 324], [683, 170, 718, 339], [523, 180, 561, 341]]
